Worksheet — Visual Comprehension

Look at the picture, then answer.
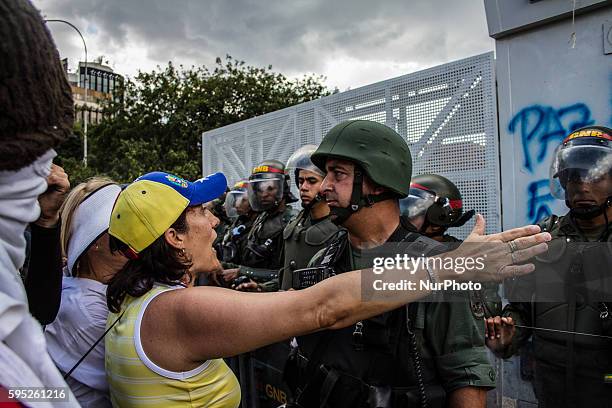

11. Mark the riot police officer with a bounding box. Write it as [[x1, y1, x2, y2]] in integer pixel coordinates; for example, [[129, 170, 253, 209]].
[[278, 145, 340, 290], [207, 191, 232, 253], [227, 160, 297, 289], [234, 147, 340, 292], [401, 174, 475, 242], [486, 126, 612, 408], [217, 179, 258, 266], [403, 174, 501, 332], [287, 120, 495, 408]]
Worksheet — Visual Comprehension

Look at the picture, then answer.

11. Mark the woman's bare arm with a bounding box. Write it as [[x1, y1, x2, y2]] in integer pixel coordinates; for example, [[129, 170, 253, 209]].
[[141, 216, 550, 368]]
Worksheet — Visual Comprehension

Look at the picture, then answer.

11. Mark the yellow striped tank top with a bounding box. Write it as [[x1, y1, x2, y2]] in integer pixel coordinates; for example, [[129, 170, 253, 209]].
[[105, 284, 241, 407]]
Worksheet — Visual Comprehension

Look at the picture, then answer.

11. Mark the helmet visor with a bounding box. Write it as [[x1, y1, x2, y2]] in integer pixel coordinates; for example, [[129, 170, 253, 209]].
[[549, 144, 612, 199], [247, 175, 285, 211], [224, 190, 250, 218], [286, 145, 325, 177], [399, 188, 436, 218]]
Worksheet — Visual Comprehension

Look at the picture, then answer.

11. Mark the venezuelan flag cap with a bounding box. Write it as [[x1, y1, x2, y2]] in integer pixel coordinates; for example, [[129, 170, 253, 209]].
[[109, 171, 227, 255]]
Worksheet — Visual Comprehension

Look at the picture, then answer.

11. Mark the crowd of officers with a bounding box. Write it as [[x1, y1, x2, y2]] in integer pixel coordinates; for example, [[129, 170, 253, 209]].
[[201, 120, 612, 408]]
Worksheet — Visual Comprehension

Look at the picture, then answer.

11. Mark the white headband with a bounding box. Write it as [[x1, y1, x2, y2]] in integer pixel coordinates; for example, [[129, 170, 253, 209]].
[[67, 184, 122, 275]]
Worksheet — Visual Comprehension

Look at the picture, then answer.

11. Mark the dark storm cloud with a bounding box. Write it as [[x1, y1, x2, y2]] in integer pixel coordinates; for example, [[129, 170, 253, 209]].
[[34, 0, 492, 81]]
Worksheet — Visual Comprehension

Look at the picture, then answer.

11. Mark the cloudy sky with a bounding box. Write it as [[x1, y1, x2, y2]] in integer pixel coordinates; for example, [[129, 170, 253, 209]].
[[34, 0, 494, 91]]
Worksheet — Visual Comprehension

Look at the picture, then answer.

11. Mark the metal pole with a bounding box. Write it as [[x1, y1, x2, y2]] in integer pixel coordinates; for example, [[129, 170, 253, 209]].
[[44, 19, 88, 167]]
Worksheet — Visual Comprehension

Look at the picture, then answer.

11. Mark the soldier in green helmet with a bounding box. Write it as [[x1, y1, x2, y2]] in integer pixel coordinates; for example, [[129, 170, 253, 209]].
[[285, 120, 496, 408], [401, 174, 475, 242], [222, 160, 297, 290]]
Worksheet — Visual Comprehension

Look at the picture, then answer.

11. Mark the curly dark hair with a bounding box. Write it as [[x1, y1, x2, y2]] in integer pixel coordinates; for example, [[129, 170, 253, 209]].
[[107, 210, 192, 313], [0, 0, 74, 170]]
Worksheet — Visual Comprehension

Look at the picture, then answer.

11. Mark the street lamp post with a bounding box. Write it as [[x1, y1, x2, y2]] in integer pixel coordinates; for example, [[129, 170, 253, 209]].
[[45, 19, 88, 167]]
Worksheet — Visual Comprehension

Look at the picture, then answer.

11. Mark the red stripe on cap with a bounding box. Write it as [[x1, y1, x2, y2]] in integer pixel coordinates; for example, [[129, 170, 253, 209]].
[[252, 165, 285, 174], [449, 199, 462, 209], [410, 183, 434, 193]]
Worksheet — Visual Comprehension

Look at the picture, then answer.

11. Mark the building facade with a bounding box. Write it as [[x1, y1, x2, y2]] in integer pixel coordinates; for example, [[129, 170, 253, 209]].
[[62, 59, 123, 125]]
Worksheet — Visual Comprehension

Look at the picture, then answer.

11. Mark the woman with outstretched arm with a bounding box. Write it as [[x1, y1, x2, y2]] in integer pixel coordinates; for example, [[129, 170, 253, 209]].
[[104, 171, 550, 408]]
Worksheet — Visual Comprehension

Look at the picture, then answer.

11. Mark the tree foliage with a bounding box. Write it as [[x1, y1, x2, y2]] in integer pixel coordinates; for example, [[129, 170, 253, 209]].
[[56, 56, 330, 184]]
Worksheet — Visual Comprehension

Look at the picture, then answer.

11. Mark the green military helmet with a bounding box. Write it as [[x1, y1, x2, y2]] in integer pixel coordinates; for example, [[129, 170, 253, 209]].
[[401, 174, 474, 228], [311, 120, 412, 197]]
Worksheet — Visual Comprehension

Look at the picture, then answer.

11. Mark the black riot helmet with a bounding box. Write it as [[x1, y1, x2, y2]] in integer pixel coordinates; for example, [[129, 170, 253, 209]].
[[549, 126, 612, 220], [400, 173, 474, 229], [247, 159, 297, 211], [224, 179, 251, 218]]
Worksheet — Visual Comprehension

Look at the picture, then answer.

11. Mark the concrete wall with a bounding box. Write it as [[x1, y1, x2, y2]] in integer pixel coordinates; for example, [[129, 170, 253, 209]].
[[486, 0, 612, 229], [485, 2, 612, 406]]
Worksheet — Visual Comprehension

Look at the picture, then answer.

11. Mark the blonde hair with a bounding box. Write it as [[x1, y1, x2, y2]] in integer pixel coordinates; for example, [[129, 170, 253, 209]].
[[59, 177, 116, 259]]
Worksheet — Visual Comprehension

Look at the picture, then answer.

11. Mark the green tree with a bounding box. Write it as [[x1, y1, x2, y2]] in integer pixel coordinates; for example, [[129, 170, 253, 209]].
[[56, 56, 330, 184]]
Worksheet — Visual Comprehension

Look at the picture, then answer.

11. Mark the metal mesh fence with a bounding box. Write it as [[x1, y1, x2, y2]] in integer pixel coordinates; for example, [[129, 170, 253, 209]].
[[203, 52, 500, 237]]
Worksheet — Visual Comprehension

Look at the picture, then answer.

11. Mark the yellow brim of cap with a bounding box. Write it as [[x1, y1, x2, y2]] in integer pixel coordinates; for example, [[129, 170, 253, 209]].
[[109, 180, 190, 253]]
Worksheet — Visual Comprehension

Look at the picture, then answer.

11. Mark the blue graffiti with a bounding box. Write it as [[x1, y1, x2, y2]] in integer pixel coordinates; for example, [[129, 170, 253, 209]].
[[508, 103, 594, 173], [526, 179, 554, 224]]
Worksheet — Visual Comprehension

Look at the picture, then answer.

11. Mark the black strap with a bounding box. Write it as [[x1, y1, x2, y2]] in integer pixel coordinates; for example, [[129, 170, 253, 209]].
[[319, 367, 340, 407], [63, 311, 124, 380], [406, 306, 428, 408]]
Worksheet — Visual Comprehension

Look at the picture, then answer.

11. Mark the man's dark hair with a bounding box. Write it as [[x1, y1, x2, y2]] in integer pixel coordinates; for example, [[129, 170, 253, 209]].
[[107, 210, 192, 313], [0, 0, 74, 170]]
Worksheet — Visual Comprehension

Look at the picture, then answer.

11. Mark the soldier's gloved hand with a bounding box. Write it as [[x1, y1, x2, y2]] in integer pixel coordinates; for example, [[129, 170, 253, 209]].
[[484, 316, 515, 355], [233, 279, 262, 292], [222, 268, 239, 282]]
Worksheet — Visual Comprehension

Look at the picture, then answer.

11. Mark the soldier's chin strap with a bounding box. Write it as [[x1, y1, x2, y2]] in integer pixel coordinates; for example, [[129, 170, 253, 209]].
[[329, 167, 396, 225], [451, 209, 475, 227], [568, 195, 612, 221], [421, 208, 475, 239], [302, 192, 325, 210]]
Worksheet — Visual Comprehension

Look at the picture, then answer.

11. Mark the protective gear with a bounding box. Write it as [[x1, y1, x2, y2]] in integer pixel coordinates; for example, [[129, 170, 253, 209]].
[[549, 126, 612, 220], [217, 214, 254, 265], [401, 174, 475, 228], [286, 144, 326, 209], [286, 145, 325, 185], [287, 219, 494, 408], [248, 160, 298, 211], [248, 160, 287, 211], [224, 179, 250, 218], [503, 215, 612, 407], [280, 210, 339, 290], [240, 206, 295, 272], [311, 120, 413, 224]]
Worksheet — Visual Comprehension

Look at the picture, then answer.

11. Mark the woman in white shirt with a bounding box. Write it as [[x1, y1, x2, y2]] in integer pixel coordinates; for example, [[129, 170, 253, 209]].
[[44, 178, 126, 407]]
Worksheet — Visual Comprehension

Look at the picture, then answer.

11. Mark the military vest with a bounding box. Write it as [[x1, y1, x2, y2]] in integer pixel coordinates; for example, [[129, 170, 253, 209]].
[[509, 215, 612, 407], [217, 214, 255, 265], [293, 219, 447, 408], [241, 206, 294, 269], [280, 210, 339, 291]]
